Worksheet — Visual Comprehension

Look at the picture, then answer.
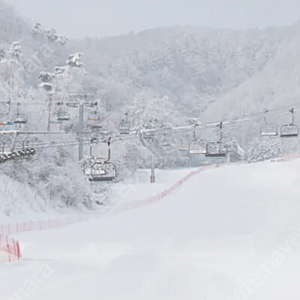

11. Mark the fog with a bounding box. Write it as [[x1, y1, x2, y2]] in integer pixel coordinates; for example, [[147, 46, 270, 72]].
[[6, 0, 300, 38]]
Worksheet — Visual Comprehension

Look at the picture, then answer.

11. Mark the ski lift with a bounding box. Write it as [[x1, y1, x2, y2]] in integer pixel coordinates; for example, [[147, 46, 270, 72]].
[[178, 135, 190, 152], [189, 140, 207, 155], [0, 142, 8, 163], [87, 161, 117, 182], [38, 82, 53, 92], [57, 111, 70, 122], [143, 132, 154, 142], [87, 106, 102, 129], [14, 115, 28, 124], [14, 103, 28, 124], [188, 127, 207, 155], [119, 121, 130, 134], [0, 114, 13, 125], [84, 138, 117, 182], [56, 102, 70, 122], [162, 141, 171, 147], [280, 108, 299, 138], [205, 141, 228, 157], [260, 110, 278, 136], [160, 133, 173, 149], [142, 121, 155, 142], [9, 135, 36, 160], [119, 113, 130, 134], [205, 123, 228, 157]]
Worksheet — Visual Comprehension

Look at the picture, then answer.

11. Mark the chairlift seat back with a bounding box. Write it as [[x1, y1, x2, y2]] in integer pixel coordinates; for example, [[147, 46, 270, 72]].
[[205, 141, 228, 157], [189, 140, 207, 155], [87, 161, 117, 182], [260, 124, 278, 136], [119, 123, 130, 134], [90, 123, 103, 129], [14, 114, 28, 124], [57, 113, 70, 121], [280, 124, 299, 137]]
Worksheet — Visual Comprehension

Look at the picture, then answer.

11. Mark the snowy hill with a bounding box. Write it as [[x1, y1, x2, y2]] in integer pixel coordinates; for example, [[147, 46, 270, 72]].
[[2, 0, 299, 119], [3, 159, 300, 299], [203, 24, 300, 121], [0, 0, 300, 216], [72, 25, 296, 117]]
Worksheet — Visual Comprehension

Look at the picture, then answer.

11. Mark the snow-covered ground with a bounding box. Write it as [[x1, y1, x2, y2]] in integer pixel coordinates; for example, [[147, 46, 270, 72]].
[[0, 168, 194, 225], [2, 160, 300, 300], [108, 168, 196, 204]]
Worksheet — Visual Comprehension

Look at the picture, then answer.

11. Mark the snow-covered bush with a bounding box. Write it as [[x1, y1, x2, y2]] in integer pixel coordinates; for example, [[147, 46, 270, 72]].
[[246, 137, 283, 163], [6, 148, 98, 209]]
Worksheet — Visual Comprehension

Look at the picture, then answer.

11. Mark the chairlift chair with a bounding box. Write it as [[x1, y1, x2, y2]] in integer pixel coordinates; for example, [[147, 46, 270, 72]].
[[88, 162, 117, 182], [260, 110, 278, 136], [14, 114, 28, 124], [0, 114, 13, 125], [189, 139, 207, 155], [160, 133, 172, 148], [280, 124, 299, 137], [162, 141, 171, 147], [205, 122, 228, 157], [88, 112, 99, 121], [179, 135, 190, 152], [141, 122, 155, 141], [279, 108, 299, 138], [119, 125, 130, 134], [87, 111, 102, 129], [90, 122, 103, 130], [188, 126, 207, 155], [119, 120, 130, 134], [84, 139, 117, 182], [57, 111, 70, 122], [205, 141, 228, 157], [13, 103, 28, 124], [119, 112, 131, 134], [143, 132, 154, 142], [260, 124, 278, 136]]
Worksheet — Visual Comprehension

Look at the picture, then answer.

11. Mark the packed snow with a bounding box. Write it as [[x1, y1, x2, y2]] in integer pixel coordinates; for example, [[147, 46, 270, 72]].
[[2, 159, 300, 300]]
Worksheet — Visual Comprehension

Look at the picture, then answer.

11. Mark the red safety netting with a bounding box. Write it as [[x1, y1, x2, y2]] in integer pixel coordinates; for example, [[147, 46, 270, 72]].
[[1, 156, 294, 264], [0, 213, 103, 236], [0, 235, 21, 263]]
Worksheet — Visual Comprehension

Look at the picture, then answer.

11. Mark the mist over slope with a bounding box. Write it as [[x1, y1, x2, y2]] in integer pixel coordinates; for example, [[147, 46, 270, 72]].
[[72, 25, 296, 117], [2, 0, 299, 120], [203, 24, 300, 121]]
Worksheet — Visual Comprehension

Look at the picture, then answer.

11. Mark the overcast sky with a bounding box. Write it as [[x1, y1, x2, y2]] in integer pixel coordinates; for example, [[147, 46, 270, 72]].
[[6, 0, 300, 38]]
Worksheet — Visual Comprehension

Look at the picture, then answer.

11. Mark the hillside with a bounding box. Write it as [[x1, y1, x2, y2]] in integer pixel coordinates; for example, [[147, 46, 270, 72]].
[[203, 23, 300, 120], [71, 25, 296, 117], [1, 1, 299, 121], [0, 0, 300, 214], [3, 159, 300, 299]]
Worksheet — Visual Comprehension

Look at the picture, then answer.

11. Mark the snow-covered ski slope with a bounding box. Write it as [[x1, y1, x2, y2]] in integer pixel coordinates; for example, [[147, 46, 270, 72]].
[[2, 159, 300, 300]]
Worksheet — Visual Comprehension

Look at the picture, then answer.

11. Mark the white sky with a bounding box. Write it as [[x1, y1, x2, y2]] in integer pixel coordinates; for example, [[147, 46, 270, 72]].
[[6, 0, 300, 38]]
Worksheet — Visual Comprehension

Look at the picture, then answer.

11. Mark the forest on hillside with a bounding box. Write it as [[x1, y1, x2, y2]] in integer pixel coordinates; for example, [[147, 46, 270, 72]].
[[0, 0, 299, 214]]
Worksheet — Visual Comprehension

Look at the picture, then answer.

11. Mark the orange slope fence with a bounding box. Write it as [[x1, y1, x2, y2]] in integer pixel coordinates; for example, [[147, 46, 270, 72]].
[[0, 156, 296, 264], [0, 165, 217, 238], [0, 235, 21, 263]]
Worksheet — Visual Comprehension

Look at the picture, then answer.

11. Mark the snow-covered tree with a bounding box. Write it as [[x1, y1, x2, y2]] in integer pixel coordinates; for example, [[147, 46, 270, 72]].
[[31, 23, 43, 39], [130, 90, 177, 128], [246, 137, 283, 163]]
